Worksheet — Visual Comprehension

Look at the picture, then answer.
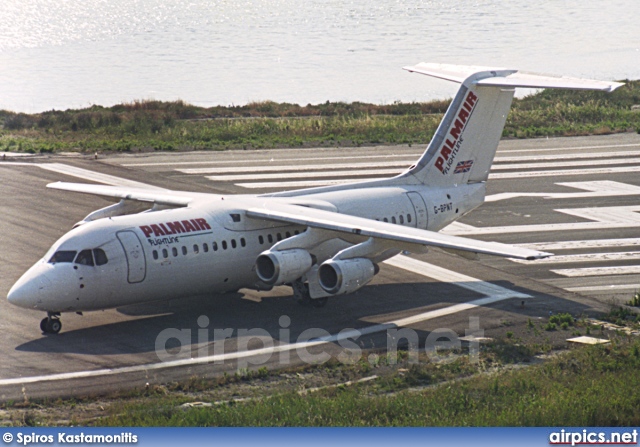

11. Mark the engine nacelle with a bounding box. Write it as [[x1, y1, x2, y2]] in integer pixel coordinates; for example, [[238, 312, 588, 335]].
[[255, 249, 313, 286], [318, 258, 378, 296]]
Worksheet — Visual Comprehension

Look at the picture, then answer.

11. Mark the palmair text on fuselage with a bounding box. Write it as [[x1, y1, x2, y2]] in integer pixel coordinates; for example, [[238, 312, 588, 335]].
[[7, 63, 623, 334]]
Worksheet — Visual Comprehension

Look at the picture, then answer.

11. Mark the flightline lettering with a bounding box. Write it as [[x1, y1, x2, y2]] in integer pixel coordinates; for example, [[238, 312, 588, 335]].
[[140, 218, 212, 238], [434, 90, 478, 174], [148, 236, 180, 246]]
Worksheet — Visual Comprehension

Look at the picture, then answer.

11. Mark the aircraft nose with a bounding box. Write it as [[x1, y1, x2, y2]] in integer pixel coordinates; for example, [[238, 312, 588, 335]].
[[7, 266, 51, 309]]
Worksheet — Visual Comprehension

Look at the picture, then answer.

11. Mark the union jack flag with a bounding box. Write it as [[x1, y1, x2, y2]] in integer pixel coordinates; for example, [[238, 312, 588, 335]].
[[453, 160, 474, 174]]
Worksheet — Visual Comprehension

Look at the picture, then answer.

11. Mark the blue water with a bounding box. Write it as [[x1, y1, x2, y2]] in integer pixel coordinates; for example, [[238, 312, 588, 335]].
[[0, 0, 638, 113]]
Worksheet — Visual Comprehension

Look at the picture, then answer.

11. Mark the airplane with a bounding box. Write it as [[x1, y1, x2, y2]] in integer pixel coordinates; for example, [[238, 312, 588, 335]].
[[7, 63, 623, 334]]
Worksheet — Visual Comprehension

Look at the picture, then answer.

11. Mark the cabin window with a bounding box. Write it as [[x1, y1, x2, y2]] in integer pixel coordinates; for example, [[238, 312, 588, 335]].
[[240, 238, 246, 247], [277, 233, 282, 241], [230, 213, 241, 222], [93, 249, 108, 265], [383, 217, 388, 223], [399, 215, 404, 224], [268, 234, 273, 243], [231, 239, 237, 249], [391, 216, 397, 224], [203, 243, 209, 253], [259, 235, 264, 245], [162, 249, 168, 259], [286, 231, 291, 238], [193, 244, 199, 254], [152, 250, 158, 260], [213, 241, 218, 251], [407, 214, 412, 223], [182, 246, 188, 255], [222, 240, 228, 250], [172, 247, 178, 257], [75, 249, 94, 266], [49, 250, 77, 264], [294, 230, 300, 235]]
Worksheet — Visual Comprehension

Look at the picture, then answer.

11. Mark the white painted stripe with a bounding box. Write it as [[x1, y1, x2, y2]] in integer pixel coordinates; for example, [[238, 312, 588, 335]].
[[493, 150, 640, 162], [237, 179, 366, 188], [10, 163, 167, 190], [566, 284, 640, 292], [491, 157, 640, 171], [489, 166, 640, 179], [383, 255, 531, 299], [442, 206, 640, 235], [517, 238, 640, 251], [495, 143, 640, 154], [485, 181, 640, 202], [180, 161, 412, 175], [552, 266, 640, 277], [207, 168, 403, 182], [511, 251, 640, 264], [124, 153, 422, 167]]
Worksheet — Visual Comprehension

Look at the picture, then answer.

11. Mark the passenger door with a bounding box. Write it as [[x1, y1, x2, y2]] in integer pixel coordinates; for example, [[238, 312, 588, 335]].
[[116, 231, 147, 283]]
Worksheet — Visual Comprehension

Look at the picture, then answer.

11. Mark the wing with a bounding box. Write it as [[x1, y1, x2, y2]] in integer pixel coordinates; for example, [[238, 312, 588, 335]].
[[46, 182, 207, 207], [247, 202, 551, 260]]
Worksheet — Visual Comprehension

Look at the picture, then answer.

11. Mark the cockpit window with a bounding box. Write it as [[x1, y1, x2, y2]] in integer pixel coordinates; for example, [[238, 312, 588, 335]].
[[93, 249, 108, 266], [49, 251, 77, 263], [75, 249, 95, 266]]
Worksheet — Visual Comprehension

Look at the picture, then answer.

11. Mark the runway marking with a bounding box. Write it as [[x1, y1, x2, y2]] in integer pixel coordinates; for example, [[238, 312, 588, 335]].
[[383, 256, 531, 299], [489, 165, 640, 179], [123, 153, 422, 167], [237, 173, 640, 190], [115, 144, 640, 167], [517, 238, 640, 251], [492, 157, 640, 171], [0, 255, 529, 387], [511, 251, 640, 264], [179, 161, 412, 175], [442, 205, 640, 235], [552, 266, 640, 277], [485, 181, 640, 202], [566, 284, 640, 293], [494, 143, 640, 153], [237, 179, 361, 188], [6, 163, 167, 190], [493, 150, 640, 162], [207, 168, 403, 182]]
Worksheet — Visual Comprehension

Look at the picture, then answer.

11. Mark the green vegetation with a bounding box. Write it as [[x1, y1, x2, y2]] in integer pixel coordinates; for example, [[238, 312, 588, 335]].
[[628, 291, 640, 307], [1, 80, 639, 154], [93, 340, 640, 426]]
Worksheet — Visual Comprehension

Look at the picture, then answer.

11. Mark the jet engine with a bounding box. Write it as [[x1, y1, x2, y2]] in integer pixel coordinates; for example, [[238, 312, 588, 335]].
[[318, 258, 378, 296], [255, 249, 314, 286]]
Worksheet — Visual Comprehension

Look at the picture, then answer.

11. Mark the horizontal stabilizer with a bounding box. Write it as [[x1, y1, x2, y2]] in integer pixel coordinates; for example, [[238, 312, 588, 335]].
[[403, 63, 624, 91]]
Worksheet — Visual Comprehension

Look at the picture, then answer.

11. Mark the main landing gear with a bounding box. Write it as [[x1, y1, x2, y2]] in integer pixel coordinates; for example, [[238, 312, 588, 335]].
[[292, 280, 328, 308], [40, 312, 62, 334]]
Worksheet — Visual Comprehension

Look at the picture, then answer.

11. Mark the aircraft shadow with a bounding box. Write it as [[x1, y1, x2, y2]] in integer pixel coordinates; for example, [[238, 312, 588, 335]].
[[14, 280, 596, 357]]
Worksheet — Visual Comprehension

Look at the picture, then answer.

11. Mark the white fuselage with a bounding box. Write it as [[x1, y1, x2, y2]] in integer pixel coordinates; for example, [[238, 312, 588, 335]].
[[8, 183, 485, 313]]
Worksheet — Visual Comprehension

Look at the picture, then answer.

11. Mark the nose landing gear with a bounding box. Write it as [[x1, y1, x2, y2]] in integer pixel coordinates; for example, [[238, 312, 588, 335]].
[[40, 312, 62, 334]]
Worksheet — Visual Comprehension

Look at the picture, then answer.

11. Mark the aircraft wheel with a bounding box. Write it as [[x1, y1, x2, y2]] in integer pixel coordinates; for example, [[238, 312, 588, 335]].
[[44, 318, 62, 334], [292, 280, 312, 306], [40, 317, 48, 333]]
